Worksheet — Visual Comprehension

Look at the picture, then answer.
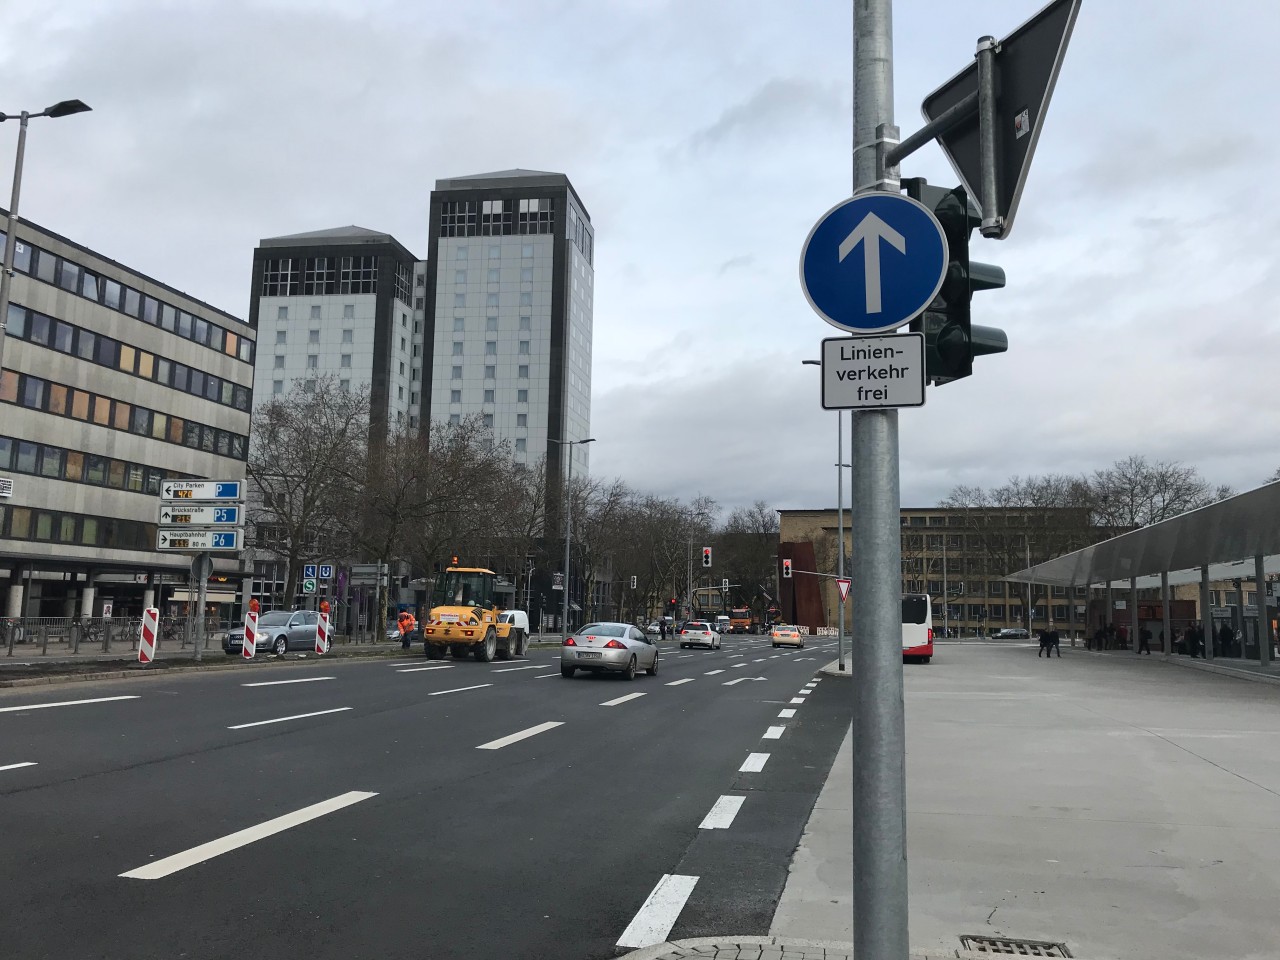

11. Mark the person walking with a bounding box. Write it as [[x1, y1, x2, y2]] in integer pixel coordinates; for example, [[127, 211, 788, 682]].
[[659, 619, 667, 642], [1138, 626, 1152, 655]]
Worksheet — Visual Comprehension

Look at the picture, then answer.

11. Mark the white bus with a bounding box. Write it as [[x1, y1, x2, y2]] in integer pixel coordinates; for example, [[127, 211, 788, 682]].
[[902, 593, 934, 663]]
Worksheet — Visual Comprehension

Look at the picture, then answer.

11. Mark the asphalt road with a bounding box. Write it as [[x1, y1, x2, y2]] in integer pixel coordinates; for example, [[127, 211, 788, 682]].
[[0, 633, 850, 960]]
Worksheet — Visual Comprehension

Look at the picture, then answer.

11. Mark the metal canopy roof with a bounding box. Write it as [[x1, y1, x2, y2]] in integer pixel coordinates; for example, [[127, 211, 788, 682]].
[[1007, 481, 1280, 588]]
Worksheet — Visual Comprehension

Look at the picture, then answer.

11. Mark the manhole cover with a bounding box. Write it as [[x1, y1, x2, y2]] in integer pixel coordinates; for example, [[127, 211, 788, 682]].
[[960, 934, 1072, 957]]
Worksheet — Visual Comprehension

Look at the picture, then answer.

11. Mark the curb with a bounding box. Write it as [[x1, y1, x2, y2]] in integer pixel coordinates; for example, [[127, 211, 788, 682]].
[[819, 658, 852, 678], [615, 936, 968, 959], [1074, 646, 1280, 688]]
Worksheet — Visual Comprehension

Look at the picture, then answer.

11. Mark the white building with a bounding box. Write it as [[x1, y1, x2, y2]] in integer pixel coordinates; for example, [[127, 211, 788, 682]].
[[249, 227, 422, 427], [420, 170, 594, 502]]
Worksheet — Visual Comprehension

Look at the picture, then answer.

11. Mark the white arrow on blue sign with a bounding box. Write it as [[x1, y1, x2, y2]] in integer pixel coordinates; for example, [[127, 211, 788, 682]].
[[800, 193, 949, 334]]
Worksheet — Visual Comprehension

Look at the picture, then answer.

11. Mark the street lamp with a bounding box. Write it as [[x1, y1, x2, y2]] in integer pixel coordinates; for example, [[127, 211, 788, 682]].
[[802, 359, 847, 672], [550, 436, 595, 643], [0, 99, 92, 374]]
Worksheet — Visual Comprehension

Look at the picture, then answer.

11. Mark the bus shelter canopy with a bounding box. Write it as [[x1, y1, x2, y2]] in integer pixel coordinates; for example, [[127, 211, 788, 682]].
[[1006, 482, 1280, 589]]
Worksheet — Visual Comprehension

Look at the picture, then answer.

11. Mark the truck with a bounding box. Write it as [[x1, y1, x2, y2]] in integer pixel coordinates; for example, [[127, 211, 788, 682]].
[[420, 566, 528, 661], [729, 607, 755, 634]]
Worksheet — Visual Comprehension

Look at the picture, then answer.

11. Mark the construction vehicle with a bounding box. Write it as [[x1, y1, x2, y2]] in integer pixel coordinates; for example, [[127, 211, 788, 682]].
[[729, 607, 756, 634], [421, 566, 527, 662]]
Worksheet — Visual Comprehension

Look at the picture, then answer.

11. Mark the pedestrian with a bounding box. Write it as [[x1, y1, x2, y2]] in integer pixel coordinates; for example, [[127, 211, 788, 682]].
[[1219, 622, 1235, 658], [397, 609, 416, 650], [1037, 628, 1049, 658], [1138, 626, 1152, 655], [659, 619, 667, 642]]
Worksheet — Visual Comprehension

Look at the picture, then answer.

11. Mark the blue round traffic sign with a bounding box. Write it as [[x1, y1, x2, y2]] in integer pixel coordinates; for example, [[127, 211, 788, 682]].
[[800, 193, 948, 334]]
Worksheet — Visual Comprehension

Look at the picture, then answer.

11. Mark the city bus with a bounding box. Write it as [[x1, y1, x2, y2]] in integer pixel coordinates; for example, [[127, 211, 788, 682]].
[[902, 593, 934, 663]]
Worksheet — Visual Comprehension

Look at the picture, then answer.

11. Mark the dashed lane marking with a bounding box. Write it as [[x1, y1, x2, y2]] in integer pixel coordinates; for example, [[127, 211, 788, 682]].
[[739, 752, 770, 773], [0, 761, 37, 773], [0, 695, 140, 714], [616, 874, 700, 949], [491, 665, 540, 673], [789, 697, 807, 705], [600, 692, 647, 707], [396, 665, 456, 673], [228, 707, 351, 730], [778, 708, 797, 718], [763, 725, 785, 740], [477, 721, 564, 750], [119, 791, 378, 880], [699, 795, 745, 829], [428, 684, 493, 697], [705, 669, 725, 676], [665, 678, 695, 686], [242, 677, 336, 687]]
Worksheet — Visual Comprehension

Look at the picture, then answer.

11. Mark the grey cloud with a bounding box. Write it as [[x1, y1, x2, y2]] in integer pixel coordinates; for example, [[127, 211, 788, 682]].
[[686, 77, 846, 153]]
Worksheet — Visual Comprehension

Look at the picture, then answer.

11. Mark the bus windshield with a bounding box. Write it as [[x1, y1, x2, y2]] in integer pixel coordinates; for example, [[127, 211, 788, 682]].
[[431, 570, 493, 609]]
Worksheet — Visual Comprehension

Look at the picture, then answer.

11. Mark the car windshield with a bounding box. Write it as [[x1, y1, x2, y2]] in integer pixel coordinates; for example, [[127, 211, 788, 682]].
[[579, 623, 626, 637], [258, 612, 291, 626]]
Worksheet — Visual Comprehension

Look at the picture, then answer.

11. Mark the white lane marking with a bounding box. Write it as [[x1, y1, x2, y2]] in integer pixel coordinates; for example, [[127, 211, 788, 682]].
[[678, 655, 695, 659], [429, 684, 493, 696], [763, 726, 786, 740], [477, 721, 564, 750], [728, 654, 743, 658], [731, 662, 749, 668], [753, 658, 768, 663], [119, 790, 378, 880], [241, 677, 336, 687], [533, 673, 559, 679], [739, 753, 770, 773], [601, 692, 647, 707], [769, 655, 781, 659], [0, 695, 139, 714], [616, 874, 700, 949], [0, 761, 38, 773], [699, 795, 745, 829], [228, 707, 351, 730], [396, 665, 456, 673], [778, 708, 797, 718], [705, 669, 725, 676], [665, 678, 695, 687], [384, 661, 424, 667], [492, 665, 540, 673], [789, 697, 807, 705]]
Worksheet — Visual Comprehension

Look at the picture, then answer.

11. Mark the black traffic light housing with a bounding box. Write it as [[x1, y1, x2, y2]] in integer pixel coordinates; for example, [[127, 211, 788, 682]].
[[902, 178, 1007, 385]]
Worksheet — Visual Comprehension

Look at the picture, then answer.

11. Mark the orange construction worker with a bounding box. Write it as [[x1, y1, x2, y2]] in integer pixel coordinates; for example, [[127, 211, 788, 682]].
[[397, 610, 417, 650]]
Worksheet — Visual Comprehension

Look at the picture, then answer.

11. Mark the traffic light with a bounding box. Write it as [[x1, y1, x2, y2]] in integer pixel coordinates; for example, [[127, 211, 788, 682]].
[[702, 547, 712, 568], [782, 558, 793, 579], [903, 178, 1007, 385], [630, 575, 637, 589]]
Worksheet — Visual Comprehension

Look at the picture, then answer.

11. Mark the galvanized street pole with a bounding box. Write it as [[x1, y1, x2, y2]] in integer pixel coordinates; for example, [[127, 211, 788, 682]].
[[836, 411, 847, 672], [850, 0, 910, 957]]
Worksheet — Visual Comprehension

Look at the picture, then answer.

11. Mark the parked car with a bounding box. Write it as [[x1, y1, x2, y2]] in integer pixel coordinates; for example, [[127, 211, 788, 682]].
[[679, 620, 722, 650], [561, 622, 659, 680], [770, 623, 804, 648], [222, 610, 320, 656], [993, 627, 1031, 639]]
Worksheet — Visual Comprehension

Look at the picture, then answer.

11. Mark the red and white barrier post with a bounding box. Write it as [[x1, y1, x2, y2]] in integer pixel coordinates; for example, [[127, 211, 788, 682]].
[[138, 607, 159, 664], [316, 600, 331, 655], [242, 614, 258, 660]]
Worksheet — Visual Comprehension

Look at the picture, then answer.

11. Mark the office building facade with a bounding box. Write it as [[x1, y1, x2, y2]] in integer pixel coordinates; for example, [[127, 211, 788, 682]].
[[0, 214, 256, 617], [420, 169, 594, 505], [248, 227, 422, 427]]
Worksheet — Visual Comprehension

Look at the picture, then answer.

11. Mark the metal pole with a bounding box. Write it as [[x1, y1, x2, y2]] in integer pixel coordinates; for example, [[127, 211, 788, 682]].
[[836, 410, 846, 672], [1130, 576, 1139, 655], [1200, 565, 1213, 661], [1161, 570, 1172, 656], [851, 0, 908, 956], [194, 553, 208, 662], [975, 36, 1002, 237], [561, 447, 574, 644], [941, 534, 947, 637], [0, 111, 30, 376], [1255, 555, 1270, 667]]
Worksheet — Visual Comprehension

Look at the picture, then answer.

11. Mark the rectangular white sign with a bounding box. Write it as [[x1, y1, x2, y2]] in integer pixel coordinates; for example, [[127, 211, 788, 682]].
[[157, 504, 242, 526], [160, 480, 242, 502], [821, 333, 926, 409], [156, 529, 241, 552], [0, 476, 12, 497]]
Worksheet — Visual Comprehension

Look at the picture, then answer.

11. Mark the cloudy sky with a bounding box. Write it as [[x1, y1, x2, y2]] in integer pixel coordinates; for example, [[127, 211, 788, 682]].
[[6, 0, 1278, 516]]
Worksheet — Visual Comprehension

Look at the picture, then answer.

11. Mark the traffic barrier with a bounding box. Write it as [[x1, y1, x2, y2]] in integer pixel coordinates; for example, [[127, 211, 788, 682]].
[[316, 613, 330, 654], [242, 611, 258, 660], [138, 608, 159, 664]]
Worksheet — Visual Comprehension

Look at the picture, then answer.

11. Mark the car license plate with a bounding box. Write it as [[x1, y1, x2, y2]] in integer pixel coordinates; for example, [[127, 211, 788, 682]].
[[578, 651, 602, 659]]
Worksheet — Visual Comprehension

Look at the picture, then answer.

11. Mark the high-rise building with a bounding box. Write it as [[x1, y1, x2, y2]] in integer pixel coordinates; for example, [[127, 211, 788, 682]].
[[420, 170, 594, 503], [1, 213, 255, 618], [248, 227, 422, 427]]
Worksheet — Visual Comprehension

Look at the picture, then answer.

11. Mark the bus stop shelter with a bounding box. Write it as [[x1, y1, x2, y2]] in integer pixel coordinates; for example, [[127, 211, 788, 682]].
[[1006, 481, 1280, 666]]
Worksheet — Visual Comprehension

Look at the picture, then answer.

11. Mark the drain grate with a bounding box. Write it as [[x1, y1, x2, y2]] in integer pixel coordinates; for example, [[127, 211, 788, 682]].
[[960, 934, 1072, 957]]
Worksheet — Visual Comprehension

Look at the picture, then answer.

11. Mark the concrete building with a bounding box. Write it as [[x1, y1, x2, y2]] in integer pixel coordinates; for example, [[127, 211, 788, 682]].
[[0, 214, 255, 618], [419, 169, 594, 508], [247, 227, 422, 428]]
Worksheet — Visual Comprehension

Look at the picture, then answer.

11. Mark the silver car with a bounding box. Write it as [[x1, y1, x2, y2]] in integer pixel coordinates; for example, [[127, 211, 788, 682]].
[[678, 620, 722, 650], [222, 610, 320, 656], [561, 622, 659, 680]]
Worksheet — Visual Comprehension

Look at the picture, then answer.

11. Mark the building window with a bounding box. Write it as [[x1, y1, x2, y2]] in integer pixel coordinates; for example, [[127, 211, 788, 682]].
[[453, 317, 465, 332], [341, 304, 354, 320], [274, 355, 285, 369], [485, 342, 497, 356], [521, 267, 533, 282], [486, 316, 498, 332], [310, 305, 321, 320], [515, 439, 526, 452], [454, 294, 465, 308], [452, 343, 463, 356], [450, 390, 461, 403], [412, 368, 420, 382], [273, 380, 284, 395], [488, 245, 500, 260], [517, 413, 527, 427], [449, 414, 460, 425], [484, 365, 495, 380], [410, 392, 419, 405], [520, 292, 532, 308], [518, 365, 529, 379], [339, 379, 350, 392], [340, 355, 352, 368], [307, 355, 318, 369], [519, 316, 531, 331], [518, 342, 530, 355], [487, 268, 500, 283], [276, 330, 286, 345], [483, 389, 494, 403], [277, 306, 288, 320], [341, 329, 353, 344], [399, 361, 405, 375], [398, 386, 404, 400], [415, 297, 425, 310], [522, 243, 534, 258], [517, 389, 528, 402], [308, 330, 320, 344], [451, 365, 462, 379], [483, 413, 493, 428]]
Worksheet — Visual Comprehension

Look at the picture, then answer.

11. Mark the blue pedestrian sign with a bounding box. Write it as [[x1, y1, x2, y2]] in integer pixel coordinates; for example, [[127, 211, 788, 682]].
[[303, 564, 317, 579], [800, 193, 949, 334]]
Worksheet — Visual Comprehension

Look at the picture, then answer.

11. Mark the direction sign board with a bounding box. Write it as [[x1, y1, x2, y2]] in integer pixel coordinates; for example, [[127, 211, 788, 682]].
[[158, 504, 241, 526], [921, 0, 1081, 239], [157, 529, 241, 551], [821, 334, 926, 409], [801, 194, 948, 334], [161, 480, 242, 502]]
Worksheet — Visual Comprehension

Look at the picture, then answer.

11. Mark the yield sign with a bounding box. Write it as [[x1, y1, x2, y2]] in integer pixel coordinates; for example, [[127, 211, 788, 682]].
[[836, 578, 852, 602]]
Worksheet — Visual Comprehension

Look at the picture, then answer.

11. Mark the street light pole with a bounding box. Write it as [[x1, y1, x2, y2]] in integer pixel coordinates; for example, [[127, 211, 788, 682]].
[[803, 359, 847, 672], [0, 99, 91, 375], [552, 437, 595, 644]]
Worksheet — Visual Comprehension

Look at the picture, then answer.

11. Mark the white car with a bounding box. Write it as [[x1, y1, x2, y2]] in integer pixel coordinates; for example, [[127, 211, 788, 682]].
[[679, 620, 721, 650]]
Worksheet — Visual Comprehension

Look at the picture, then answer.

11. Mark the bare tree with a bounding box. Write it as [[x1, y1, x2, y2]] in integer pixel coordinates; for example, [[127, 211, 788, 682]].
[[1090, 455, 1232, 529], [246, 379, 370, 605]]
